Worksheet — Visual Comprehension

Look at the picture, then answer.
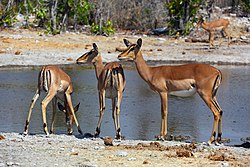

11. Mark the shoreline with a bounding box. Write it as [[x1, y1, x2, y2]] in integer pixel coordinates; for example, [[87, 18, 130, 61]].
[[0, 132, 249, 167], [1, 29, 250, 68]]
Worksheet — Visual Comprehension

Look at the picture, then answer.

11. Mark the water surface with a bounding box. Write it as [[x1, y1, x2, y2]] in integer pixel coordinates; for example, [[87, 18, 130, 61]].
[[0, 65, 249, 145]]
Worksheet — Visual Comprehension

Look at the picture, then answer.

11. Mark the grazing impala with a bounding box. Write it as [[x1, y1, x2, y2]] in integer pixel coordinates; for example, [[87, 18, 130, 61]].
[[196, 17, 230, 48], [118, 38, 223, 145], [76, 43, 126, 139], [23, 65, 83, 136]]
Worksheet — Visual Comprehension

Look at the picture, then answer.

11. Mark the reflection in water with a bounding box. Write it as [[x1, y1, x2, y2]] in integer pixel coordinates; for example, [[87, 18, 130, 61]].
[[0, 65, 249, 144]]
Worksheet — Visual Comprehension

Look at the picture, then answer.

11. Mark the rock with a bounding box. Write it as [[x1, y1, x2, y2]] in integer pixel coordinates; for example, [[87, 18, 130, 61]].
[[103, 136, 113, 146], [240, 36, 247, 40], [94, 146, 105, 150], [208, 152, 225, 161], [15, 50, 21, 55], [221, 162, 230, 166], [143, 160, 150, 164], [128, 157, 136, 161], [176, 150, 193, 157], [116, 151, 128, 157], [0, 135, 5, 140], [70, 152, 79, 156], [115, 47, 127, 52], [0, 49, 6, 54]]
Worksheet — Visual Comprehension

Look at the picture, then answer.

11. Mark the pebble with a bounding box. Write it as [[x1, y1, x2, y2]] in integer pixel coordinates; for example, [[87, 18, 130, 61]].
[[6, 162, 14, 166], [221, 162, 230, 166], [116, 151, 128, 157], [103, 136, 113, 146], [94, 146, 105, 150], [143, 160, 150, 164], [128, 157, 136, 161]]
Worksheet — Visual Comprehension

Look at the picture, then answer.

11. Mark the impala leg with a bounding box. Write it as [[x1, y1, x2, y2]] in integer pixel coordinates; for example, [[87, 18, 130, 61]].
[[112, 98, 117, 129], [50, 97, 57, 134], [158, 92, 168, 140], [209, 32, 215, 48], [213, 96, 223, 143], [65, 92, 82, 135], [41, 92, 56, 136], [95, 90, 105, 137], [223, 28, 230, 47], [115, 91, 123, 140], [24, 89, 40, 135], [199, 94, 220, 145]]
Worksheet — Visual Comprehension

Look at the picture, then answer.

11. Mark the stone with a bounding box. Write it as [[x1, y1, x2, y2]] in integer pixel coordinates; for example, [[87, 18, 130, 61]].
[[103, 136, 113, 146], [116, 151, 128, 157]]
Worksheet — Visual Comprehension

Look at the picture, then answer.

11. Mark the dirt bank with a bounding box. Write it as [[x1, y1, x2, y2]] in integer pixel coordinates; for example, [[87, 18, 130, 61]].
[[0, 133, 249, 167], [0, 28, 250, 67]]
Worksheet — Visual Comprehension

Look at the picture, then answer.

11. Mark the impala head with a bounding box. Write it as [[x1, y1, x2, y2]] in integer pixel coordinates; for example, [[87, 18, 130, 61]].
[[196, 16, 205, 28], [118, 38, 142, 61], [58, 102, 80, 135], [76, 43, 100, 64]]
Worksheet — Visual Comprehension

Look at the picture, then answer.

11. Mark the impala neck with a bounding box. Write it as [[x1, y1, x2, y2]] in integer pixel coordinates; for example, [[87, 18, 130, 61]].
[[134, 51, 151, 82], [93, 55, 104, 80], [201, 21, 211, 31]]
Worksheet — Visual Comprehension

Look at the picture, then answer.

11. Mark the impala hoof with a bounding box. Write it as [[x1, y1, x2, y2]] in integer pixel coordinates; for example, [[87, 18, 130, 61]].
[[155, 135, 166, 141], [94, 132, 100, 138], [78, 127, 83, 135]]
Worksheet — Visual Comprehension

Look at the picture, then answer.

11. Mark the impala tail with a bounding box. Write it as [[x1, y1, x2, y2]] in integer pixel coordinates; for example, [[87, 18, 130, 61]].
[[104, 66, 125, 97], [39, 66, 52, 93], [212, 70, 222, 98]]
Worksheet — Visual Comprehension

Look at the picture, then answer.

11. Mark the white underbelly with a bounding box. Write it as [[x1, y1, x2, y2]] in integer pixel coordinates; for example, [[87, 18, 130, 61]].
[[169, 87, 197, 97]]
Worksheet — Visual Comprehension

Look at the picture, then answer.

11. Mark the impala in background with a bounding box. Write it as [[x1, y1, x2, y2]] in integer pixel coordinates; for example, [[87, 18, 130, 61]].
[[196, 17, 230, 48], [118, 38, 223, 145]]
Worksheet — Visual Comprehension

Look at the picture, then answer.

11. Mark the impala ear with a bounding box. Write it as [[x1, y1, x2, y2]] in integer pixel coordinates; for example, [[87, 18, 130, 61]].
[[57, 102, 66, 113], [137, 38, 142, 49], [74, 103, 80, 113], [93, 43, 98, 52], [123, 38, 131, 47]]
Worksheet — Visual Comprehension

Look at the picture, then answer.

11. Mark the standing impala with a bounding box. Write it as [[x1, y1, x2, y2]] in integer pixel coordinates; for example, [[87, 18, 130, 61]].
[[118, 38, 223, 145], [196, 17, 230, 48], [23, 65, 83, 136], [76, 43, 126, 139]]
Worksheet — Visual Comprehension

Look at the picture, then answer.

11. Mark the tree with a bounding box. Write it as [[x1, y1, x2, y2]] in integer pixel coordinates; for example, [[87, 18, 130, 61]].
[[167, 0, 202, 35]]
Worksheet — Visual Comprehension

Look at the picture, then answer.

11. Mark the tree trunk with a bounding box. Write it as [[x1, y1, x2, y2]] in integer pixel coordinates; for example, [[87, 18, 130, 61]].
[[50, 0, 58, 34], [24, 0, 29, 28], [60, 0, 70, 32], [73, 0, 78, 31]]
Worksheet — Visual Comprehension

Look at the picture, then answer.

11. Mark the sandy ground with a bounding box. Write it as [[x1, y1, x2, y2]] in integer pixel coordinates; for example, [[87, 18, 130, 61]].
[[0, 133, 250, 167], [0, 29, 250, 166], [0, 28, 250, 67]]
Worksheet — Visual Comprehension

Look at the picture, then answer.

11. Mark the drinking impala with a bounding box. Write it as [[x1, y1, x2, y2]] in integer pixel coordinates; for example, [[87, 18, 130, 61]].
[[23, 65, 83, 136]]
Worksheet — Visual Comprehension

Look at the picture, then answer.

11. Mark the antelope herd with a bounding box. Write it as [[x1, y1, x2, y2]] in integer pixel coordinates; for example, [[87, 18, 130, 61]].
[[24, 17, 229, 145]]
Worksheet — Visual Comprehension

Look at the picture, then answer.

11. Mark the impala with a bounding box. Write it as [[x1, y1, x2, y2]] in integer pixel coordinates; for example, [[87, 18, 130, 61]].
[[118, 38, 223, 145], [23, 65, 83, 136], [76, 43, 126, 139], [196, 17, 230, 48]]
